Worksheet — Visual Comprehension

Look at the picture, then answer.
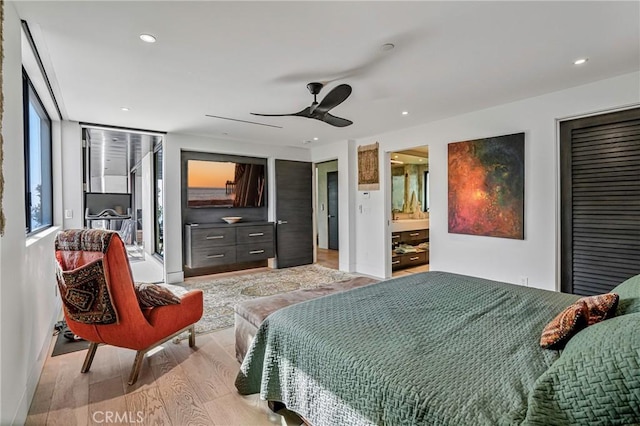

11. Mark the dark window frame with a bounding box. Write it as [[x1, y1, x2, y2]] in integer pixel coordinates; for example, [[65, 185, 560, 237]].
[[23, 69, 53, 235]]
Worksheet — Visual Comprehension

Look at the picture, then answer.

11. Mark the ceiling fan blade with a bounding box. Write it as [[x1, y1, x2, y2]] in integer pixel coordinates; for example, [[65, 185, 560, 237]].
[[251, 107, 311, 118], [314, 84, 352, 114], [322, 113, 353, 127]]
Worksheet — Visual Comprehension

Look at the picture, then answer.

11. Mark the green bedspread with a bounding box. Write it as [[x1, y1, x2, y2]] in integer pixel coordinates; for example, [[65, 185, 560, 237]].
[[236, 271, 582, 425]]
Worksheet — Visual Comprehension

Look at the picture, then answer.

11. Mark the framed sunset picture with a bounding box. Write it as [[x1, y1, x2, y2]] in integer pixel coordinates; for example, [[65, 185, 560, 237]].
[[448, 132, 525, 239]]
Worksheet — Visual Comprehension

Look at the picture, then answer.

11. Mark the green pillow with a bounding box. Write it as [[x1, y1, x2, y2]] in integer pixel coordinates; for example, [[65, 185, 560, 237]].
[[524, 313, 640, 425], [612, 273, 640, 316]]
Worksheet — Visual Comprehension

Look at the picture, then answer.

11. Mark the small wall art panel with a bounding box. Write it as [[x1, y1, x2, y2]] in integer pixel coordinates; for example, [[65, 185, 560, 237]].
[[358, 142, 380, 190], [448, 132, 525, 239]]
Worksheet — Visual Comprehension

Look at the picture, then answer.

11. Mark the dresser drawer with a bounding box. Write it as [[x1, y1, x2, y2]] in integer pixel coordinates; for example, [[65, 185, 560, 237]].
[[402, 229, 428, 242], [236, 242, 275, 263], [187, 245, 236, 268], [190, 227, 236, 248], [236, 225, 274, 244], [403, 251, 427, 265], [391, 254, 403, 270]]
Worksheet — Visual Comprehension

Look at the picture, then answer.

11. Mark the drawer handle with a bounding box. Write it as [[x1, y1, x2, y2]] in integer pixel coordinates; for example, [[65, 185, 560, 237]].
[[391, 235, 400, 239], [392, 260, 401, 265], [409, 233, 420, 237], [206, 235, 224, 240], [206, 254, 225, 259], [410, 256, 420, 261], [248, 232, 264, 237], [249, 250, 265, 255]]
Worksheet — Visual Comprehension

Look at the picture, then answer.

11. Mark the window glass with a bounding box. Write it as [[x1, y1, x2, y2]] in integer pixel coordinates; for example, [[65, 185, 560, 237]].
[[24, 73, 53, 234]]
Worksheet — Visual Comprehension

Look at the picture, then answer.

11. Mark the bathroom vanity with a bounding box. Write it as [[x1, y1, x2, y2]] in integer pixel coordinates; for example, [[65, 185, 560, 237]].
[[391, 220, 429, 271]]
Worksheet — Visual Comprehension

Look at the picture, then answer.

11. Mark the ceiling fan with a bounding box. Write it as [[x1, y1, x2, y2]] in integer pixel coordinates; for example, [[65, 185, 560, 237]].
[[251, 82, 353, 127]]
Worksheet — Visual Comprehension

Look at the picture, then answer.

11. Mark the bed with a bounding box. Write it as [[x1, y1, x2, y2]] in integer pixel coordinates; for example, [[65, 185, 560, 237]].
[[235, 271, 640, 425]]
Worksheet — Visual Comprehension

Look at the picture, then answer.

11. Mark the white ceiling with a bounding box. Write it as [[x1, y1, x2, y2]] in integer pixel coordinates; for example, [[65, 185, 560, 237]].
[[15, 1, 640, 148]]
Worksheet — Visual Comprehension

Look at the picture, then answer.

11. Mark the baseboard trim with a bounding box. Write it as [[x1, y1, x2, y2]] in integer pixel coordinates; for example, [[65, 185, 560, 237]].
[[166, 270, 185, 284]]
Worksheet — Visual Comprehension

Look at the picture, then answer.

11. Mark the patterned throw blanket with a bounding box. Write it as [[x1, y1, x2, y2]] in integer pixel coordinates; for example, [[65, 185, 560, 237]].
[[55, 229, 119, 324]]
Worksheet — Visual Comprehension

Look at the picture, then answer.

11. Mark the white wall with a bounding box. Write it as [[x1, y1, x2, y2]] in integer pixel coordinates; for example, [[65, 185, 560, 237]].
[[141, 152, 155, 255], [162, 133, 311, 283], [316, 160, 338, 249], [1, 3, 63, 423], [61, 121, 83, 229], [346, 72, 640, 289]]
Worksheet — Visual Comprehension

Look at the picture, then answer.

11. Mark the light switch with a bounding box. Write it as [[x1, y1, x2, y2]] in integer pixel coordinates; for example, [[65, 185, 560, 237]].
[[64, 209, 73, 219]]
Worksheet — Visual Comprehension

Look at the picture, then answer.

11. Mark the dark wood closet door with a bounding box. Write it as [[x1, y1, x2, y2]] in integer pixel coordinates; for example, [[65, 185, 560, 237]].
[[560, 107, 640, 295], [275, 159, 313, 268]]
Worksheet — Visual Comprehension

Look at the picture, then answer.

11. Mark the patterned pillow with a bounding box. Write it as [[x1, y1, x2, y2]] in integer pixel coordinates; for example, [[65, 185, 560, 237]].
[[133, 282, 184, 308], [540, 301, 587, 350], [577, 293, 619, 325]]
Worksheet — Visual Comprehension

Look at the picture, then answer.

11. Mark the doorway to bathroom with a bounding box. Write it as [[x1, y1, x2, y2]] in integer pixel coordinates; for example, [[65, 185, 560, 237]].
[[389, 146, 430, 277], [315, 160, 339, 270]]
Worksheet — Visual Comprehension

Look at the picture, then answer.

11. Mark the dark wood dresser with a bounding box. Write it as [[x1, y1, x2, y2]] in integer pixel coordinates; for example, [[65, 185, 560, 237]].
[[184, 222, 275, 269]]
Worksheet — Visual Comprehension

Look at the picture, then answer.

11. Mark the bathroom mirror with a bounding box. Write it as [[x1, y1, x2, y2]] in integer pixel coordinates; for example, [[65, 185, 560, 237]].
[[391, 149, 429, 216]]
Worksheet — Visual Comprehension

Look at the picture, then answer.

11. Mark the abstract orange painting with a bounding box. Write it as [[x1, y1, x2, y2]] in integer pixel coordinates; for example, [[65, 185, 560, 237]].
[[448, 133, 525, 239]]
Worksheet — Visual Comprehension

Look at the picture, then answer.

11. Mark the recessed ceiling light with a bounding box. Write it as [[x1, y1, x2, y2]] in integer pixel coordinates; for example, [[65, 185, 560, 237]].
[[419, 159, 423, 162], [573, 58, 588, 65], [120, 107, 130, 111], [402, 111, 409, 115], [381, 43, 395, 51], [394, 155, 399, 159], [139, 34, 157, 43], [313, 137, 319, 141]]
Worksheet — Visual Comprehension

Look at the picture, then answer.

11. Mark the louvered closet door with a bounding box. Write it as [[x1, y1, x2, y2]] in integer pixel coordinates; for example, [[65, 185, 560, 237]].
[[560, 107, 640, 295]]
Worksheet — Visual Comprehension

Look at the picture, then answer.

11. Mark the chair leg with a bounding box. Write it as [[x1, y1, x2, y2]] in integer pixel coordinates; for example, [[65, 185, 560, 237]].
[[128, 350, 146, 386], [189, 325, 196, 348], [81, 342, 99, 373]]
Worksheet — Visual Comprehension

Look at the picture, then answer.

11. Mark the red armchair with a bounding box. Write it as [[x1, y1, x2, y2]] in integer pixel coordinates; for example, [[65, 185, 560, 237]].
[[55, 229, 203, 385]]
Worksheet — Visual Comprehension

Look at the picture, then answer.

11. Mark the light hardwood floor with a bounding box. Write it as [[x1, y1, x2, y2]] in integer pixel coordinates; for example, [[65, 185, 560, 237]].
[[27, 252, 383, 425], [392, 263, 430, 277], [27, 327, 302, 426], [316, 248, 338, 270]]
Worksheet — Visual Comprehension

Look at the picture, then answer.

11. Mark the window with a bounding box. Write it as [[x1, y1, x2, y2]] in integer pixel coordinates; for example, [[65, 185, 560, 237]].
[[23, 71, 52, 234], [154, 145, 164, 257]]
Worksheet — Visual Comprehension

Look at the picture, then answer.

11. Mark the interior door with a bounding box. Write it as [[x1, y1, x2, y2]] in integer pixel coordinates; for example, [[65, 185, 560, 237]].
[[275, 159, 313, 268], [560, 107, 640, 295], [327, 171, 339, 250]]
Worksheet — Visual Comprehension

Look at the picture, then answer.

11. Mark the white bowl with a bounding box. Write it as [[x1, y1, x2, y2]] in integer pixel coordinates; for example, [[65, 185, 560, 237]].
[[222, 216, 242, 224]]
